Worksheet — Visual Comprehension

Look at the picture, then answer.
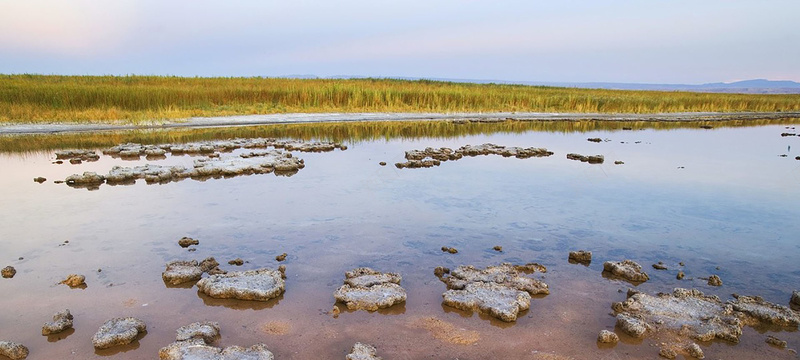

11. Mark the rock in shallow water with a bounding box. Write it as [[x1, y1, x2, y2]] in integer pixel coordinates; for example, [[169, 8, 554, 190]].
[[175, 321, 221, 343], [728, 294, 800, 327], [334, 267, 406, 311], [1, 266, 15, 278], [178, 237, 199, 248], [603, 260, 649, 283], [162, 257, 220, 285], [42, 309, 73, 335], [0, 341, 28, 360], [92, 317, 146, 349], [60, 274, 86, 288], [597, 330, 618, 344], [437, 263, 548, 322], [159, 339, 274, 360], [346, 342, 382, 360], [196, 268, 285, 301], [568, 250, 592, 264]]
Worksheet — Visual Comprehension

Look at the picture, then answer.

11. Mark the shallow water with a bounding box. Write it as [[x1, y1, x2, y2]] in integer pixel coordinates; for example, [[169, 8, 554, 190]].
[[1, 123, 799, 359]]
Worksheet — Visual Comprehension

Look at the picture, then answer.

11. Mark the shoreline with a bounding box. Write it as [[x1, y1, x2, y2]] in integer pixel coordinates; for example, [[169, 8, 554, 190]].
[[2, 111, 799, 135]]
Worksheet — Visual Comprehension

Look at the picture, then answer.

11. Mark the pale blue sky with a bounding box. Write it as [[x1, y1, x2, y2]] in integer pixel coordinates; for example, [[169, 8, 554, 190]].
[[1, 0, 798, 83]]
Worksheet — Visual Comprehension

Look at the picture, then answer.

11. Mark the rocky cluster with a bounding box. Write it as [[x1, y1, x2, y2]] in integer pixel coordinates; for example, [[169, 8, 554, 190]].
[[396, 143, 553, 168]]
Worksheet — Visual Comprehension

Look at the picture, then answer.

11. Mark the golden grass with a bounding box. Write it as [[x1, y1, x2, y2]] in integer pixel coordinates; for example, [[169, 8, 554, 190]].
[[2, 75, 799, 123], [2, 118, 798, 153]]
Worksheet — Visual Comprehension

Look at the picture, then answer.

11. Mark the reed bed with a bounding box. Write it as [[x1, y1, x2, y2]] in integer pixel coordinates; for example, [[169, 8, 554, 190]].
[[2, 118, 798, 153], [2, 75, 799, 123]]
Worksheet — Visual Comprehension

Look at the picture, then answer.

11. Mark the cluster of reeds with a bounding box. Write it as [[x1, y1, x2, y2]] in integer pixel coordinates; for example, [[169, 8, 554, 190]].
[[1, 75, 799, 123]]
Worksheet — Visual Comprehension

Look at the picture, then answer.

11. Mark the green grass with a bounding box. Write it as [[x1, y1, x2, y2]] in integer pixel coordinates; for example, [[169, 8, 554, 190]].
[[1, 75, 799, 124], [2, 118, 798, 153]]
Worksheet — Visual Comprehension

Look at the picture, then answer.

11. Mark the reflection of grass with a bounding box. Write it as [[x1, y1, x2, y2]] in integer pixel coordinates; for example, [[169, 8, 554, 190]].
[[2, 75, 800, 123], [2, 118, 798, 153]]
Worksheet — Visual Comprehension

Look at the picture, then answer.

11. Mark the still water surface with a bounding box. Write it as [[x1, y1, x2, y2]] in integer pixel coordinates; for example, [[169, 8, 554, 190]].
[[1, 123, 799, 359]]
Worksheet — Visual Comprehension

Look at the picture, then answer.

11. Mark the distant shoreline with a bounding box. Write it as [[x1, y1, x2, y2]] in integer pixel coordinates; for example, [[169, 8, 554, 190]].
[[2, 111, 799, 135]]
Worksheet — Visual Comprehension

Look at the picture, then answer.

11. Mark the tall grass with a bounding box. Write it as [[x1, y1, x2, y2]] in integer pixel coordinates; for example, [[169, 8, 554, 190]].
[[1, 75, 799, 123], [2, 118, 798, 153]]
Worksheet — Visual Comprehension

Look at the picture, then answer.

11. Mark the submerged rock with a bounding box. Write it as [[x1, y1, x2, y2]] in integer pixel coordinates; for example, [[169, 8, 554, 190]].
[[613, 288, 742, 343], [652, 262, 668, 270], [42, 309, 73, 335], [162, 257, 219, 285], [346, 342, 382, 360], [197, 268, 285, 301], [159, 339, 275, 360], [60, 274, 86, 288], [0, 341, 28, 360], [568, 250, 592, 264], [437, 263, 548, 322], [567, 153, 605, 164], [597, 330, 619, 344], [728, 295, 800, 327], [275, 253, 287, 262], [175, 321, 221, 343], [766, 335, 787, 348], [228, 258, 244, 266], [178, 237, 199, 248], [603, 260, 649, 283], [1, 266, 15, 278], [334, 267, 406, 311], [92, 317, 147, 349], [677, 271, 685, 280]]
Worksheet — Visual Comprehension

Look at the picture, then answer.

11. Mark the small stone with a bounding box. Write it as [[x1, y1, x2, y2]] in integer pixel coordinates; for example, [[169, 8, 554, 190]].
[[652, 262, 667, 270], [676, 271, 685, 280], [597, 330, 619, 344], [60, 274, 85, 288], [53, 180, 64, 184], [614, 161, 624, 165], [379, 162, 386, 166], [2, 266, 16, 279], [178, 237, 199, 248], [493, 245, 503, 252], [277, 265, 286, 279], [69, 159, 82, 164], [175, 321, 220, 343], [433, 266, 450, 277], [0, 341, 29, 360], [228, 258, 244, 266], [447, 247, 458, 254], [34, 177, 46, 183], [42, 309, 74, 335], [587, 138, 602, 142], [568, 250, 592, 263], [708, 275, 722, 286], [92, 317, 146, 349], [684, 343, 704, 359], [679, 262, 685, 266], [331, 305, 340, 318], [275, 253, 287, 262], [766, 335, 787, 348], [347, 342, 382, 360]]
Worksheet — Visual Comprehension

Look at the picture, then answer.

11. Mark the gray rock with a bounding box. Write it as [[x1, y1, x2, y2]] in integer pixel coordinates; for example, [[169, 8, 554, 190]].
[[437, 263, 549, 322], [0, 341, 28, 360], [567, 153, 605, 164], [612, 288, 741, 342], [159, 339, 274, 360], [42, 309, 73, 335], [175, 321, 220, 343], [443, 282, 531, 322], [597, 330, 619, 344], [197, 268, 284, 301], [65, 172, 104, 185], [55, 150, 99, 162], [1, 266, 15, 278], [91, 317, 146, 349], [334, 268, 406, 311], [728, 295, 800, 327], [346, 342, 382, 360], [603, 260, 649, 283], [162, 258, 219, 285], [791, 290, 800, 306], [396, 143, 553, 169]]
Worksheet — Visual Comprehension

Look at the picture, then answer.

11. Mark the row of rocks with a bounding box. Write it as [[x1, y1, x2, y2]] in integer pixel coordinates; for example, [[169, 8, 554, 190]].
[[54, 150, 100, 162], [64, 150, 304, 188], [395, 143, 554, 168], [102, 139, 346, 158]]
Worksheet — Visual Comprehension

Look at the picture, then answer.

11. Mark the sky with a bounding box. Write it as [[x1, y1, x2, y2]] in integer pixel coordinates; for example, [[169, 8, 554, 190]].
[[1, 0, 799, 84]]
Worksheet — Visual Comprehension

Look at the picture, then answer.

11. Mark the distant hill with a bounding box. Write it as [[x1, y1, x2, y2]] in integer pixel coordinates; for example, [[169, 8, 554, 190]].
[[311, 75, 800, 94]]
